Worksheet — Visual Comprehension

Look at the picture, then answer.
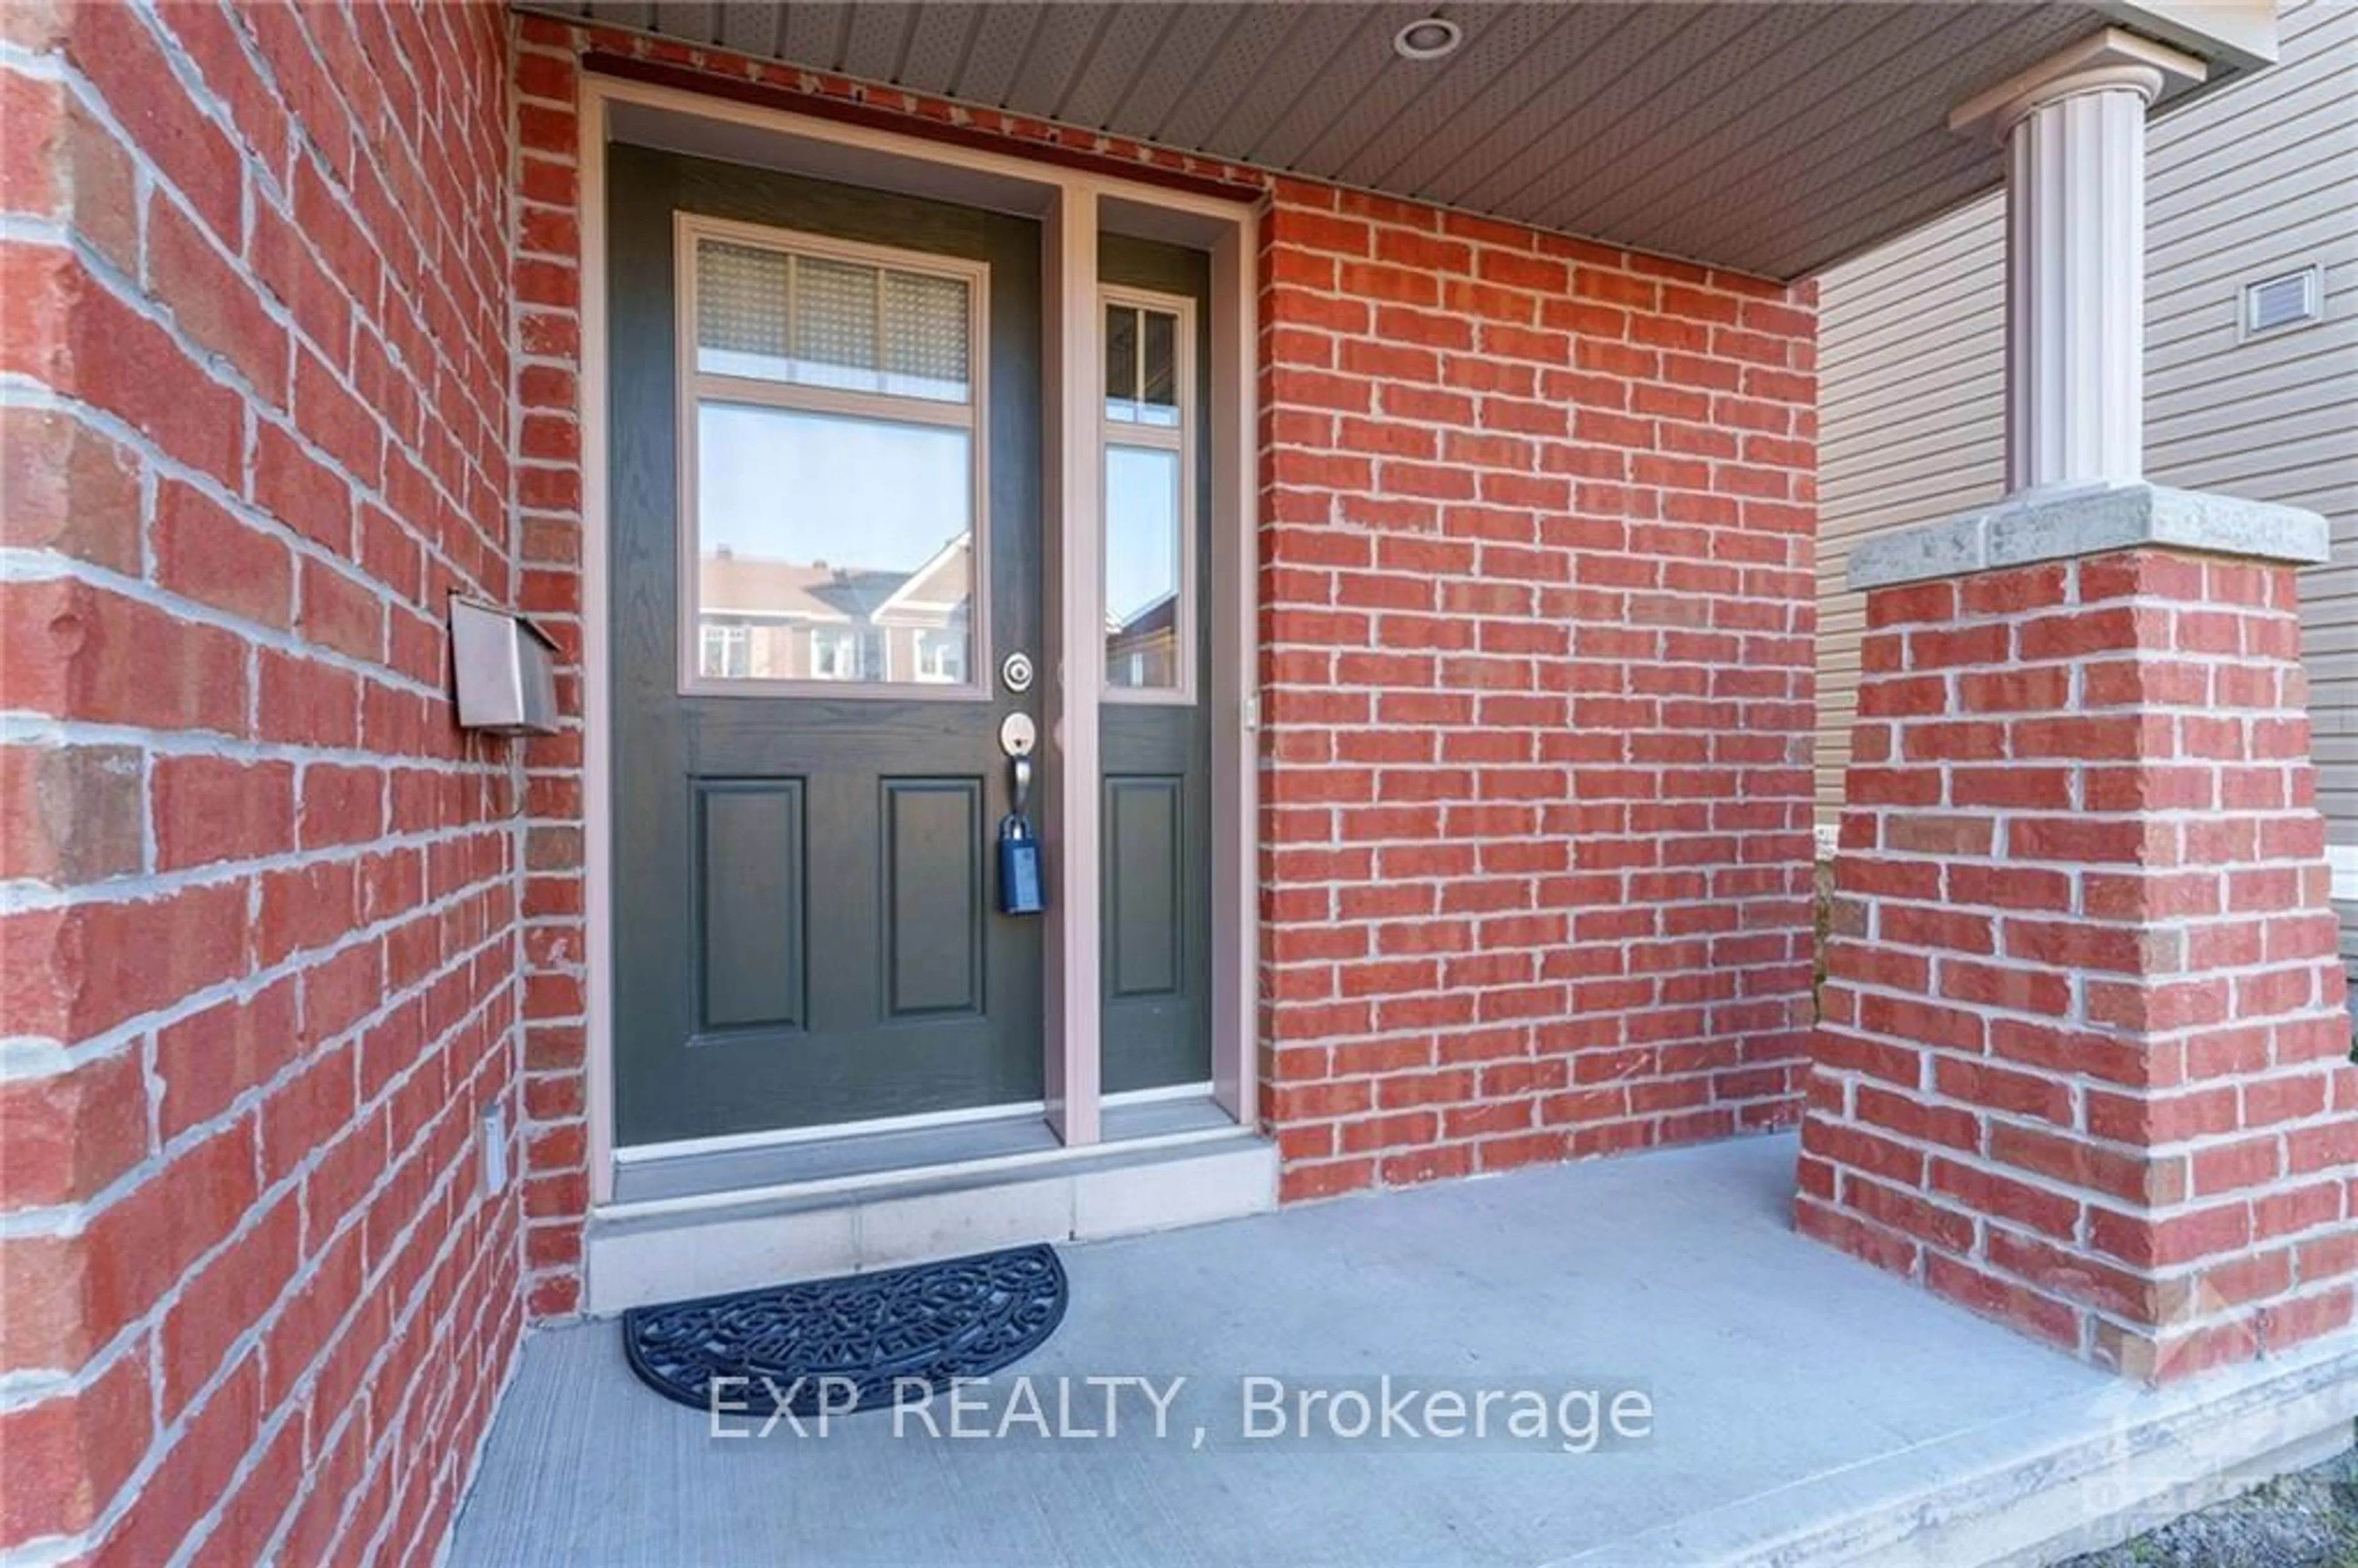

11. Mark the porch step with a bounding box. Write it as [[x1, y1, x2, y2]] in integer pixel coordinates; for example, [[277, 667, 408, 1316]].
[[1555, 1333, 2358, 1568], [583, 1128, 1277, 1315]]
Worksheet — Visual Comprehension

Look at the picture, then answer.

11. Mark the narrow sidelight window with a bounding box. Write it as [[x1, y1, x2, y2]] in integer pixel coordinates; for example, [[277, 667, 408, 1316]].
[[1101, 292, 1193, 698], [677, 218, 988, 695]]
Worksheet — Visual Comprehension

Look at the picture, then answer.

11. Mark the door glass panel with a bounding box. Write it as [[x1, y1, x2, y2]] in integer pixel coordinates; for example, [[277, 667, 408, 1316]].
[[1104, 444, 1181, 690], [695, 402, 973, 686]]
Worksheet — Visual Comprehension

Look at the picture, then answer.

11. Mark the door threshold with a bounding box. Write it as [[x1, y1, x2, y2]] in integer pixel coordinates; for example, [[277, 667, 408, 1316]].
[[583, 1098, 1274, 1315], [616, 1095, 1057, 1166], [609, 1090, 1235, 1209]]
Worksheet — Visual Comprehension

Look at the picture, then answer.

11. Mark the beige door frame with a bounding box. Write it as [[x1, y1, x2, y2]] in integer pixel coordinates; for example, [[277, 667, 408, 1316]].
[[573, 74, 1263, 1201]]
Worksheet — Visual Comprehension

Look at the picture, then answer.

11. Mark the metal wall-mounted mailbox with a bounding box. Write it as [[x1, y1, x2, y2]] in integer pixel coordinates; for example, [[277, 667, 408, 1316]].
[[449, 596, 561, 736]]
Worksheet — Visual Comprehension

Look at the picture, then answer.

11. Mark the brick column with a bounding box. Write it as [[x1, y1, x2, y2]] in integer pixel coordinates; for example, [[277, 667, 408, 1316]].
[[1802, 23, 2351, 1383], [1802, 491, 2354, 1380]]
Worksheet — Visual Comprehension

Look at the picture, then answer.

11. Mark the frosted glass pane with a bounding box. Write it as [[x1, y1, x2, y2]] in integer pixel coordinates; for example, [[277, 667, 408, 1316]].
[[883, 271, 970, 402], [696, 242, 792, 379], [1104, 443, 1181, 690], [696, 400, 972, 687], [794, 255, 881, 390], [696, 237, 971, 404]]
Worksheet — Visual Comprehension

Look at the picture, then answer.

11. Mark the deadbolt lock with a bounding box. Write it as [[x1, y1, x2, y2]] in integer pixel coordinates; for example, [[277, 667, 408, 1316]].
[[998, 712, 1037, 759]]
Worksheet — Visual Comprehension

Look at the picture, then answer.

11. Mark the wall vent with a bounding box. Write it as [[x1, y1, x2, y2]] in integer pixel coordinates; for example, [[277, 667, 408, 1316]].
[[2241, 266, 2322, 339]]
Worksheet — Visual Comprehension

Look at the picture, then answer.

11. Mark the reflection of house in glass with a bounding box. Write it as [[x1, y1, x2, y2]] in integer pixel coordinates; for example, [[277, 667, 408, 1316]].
[[696, 532, 970, 684], [1106, 591, 1178, 689]]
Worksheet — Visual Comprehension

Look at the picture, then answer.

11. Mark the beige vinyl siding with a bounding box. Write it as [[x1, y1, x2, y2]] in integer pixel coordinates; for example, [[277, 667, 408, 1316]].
[[1816, 0, 2358, 848]]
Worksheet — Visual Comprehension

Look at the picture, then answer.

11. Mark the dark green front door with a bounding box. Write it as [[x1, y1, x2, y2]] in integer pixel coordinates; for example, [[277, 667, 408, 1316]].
[[608, 146, 1043, 1146]]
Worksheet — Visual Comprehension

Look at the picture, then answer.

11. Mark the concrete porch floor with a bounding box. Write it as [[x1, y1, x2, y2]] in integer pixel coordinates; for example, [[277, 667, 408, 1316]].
[[446, 1134, 2356, 1567]]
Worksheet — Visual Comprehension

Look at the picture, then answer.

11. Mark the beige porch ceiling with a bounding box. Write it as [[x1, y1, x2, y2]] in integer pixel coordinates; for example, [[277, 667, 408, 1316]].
[[523, 2, 2263, 281]]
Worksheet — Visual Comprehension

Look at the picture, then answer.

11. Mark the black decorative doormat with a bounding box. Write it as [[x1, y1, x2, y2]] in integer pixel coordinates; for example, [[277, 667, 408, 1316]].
[[621, 1244, 1068, 1415]]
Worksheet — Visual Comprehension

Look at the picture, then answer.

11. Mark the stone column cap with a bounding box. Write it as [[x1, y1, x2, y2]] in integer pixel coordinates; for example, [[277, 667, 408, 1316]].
[[1846, 481, 2332, 591]]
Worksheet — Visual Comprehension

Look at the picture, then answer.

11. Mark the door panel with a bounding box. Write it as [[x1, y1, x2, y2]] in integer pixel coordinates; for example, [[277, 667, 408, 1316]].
[[1106, 774, 1184, 999], [881, 776, 985, 1019], [1099, 235, 1214, 1093], [609, 145, 1044, 1146], [696, 780, 806, 1033]]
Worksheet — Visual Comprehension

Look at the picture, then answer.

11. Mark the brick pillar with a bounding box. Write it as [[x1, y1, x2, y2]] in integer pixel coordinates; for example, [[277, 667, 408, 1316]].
[[1803, 515, 2356, 1381]]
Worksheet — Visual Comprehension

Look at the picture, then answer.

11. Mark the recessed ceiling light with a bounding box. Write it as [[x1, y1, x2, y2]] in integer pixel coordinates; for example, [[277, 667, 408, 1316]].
[[1393, 17, 1463, 61]]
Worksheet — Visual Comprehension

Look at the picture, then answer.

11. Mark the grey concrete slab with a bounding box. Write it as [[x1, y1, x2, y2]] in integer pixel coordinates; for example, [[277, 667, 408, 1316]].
[[444, 1135, 2337, 1568]]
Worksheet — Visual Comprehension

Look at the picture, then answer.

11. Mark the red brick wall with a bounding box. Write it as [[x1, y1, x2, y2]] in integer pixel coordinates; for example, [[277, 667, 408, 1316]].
[[1803, 549, 2357, 1379], [1255, 189, 1819, 1198], [509, 21, 1818, 1297], [0, 2, 521, 1560]]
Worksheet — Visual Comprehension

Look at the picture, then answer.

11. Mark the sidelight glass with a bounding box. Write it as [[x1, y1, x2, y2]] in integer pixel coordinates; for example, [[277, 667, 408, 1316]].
[[1103, 444, 1182, 690], [1100, 292, 1191, 695], [1105, 306, 1137, 406], [693, 402, 973, 686], [695, 239, 971, 403], [1104, 303, 1180, 428]]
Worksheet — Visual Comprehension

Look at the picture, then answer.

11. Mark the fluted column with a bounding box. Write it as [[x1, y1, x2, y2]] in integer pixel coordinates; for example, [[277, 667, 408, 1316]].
[[1948, 29, 2206, 495]]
